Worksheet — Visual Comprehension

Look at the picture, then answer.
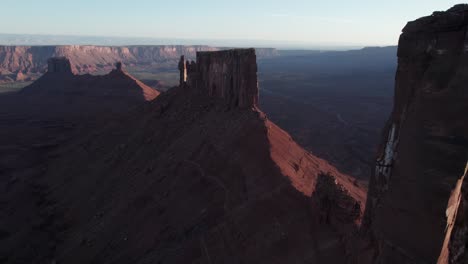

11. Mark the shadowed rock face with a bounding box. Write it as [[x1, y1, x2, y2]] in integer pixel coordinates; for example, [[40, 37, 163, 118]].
[[35, 85, 365, 264], [361, 5, 468, 264], [181, 48, 259, 108], [17, 59, 159, 117], [0, 57, 162, 264], [47, 57, 72, 74]]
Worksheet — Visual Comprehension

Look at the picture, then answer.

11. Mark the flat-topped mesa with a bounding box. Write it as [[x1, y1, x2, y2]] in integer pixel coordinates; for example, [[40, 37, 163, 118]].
[[179, 48, 259, 108], [47, 57, 72, 74]]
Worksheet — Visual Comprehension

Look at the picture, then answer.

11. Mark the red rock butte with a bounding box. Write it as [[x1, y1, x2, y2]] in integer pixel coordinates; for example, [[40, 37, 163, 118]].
[[47, 57, 73, 74], [179, 48, 259, 108]]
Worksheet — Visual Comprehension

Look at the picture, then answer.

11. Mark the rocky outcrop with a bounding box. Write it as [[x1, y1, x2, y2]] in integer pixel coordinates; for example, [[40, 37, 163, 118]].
[[362, 5, 468, 263], [115, 61, 123, 71], [178, 55, 187, 86], [180, 49, 258, 108], [312, 173, 362, 231], [47, 57, 72, 74]]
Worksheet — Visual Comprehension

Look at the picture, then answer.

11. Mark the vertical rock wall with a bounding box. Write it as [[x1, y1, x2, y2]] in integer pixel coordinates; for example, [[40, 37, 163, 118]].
[[180, 49, 258, 108], [363, 5, 468, 264], [47, 57, 72, 74]]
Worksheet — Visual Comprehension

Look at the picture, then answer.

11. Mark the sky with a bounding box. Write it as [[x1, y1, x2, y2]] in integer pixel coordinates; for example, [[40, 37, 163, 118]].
[[0, 0, 463, 48]]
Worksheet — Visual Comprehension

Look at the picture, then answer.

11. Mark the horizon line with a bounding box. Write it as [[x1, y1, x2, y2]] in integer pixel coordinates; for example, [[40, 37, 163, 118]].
[[0, 32, 398, 50]]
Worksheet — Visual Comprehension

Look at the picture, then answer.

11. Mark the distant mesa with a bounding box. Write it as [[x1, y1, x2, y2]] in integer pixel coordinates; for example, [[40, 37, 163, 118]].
[[179, 48, 258, 108], [0, 45, 278, 85]]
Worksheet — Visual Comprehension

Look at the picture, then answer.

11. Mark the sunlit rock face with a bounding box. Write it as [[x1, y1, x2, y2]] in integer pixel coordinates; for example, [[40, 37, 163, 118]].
[[362, 5, 468, 264]]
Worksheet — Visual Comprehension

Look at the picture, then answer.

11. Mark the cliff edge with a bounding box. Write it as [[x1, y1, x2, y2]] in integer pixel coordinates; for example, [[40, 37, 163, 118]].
[[361, 5, 468, 264]]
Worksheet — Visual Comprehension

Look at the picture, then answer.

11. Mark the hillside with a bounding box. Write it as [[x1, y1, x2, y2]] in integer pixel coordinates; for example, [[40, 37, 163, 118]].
[[0, 58, 162, 264]]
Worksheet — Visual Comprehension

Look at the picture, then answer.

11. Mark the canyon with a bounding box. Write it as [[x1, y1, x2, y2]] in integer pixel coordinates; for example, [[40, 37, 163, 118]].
[[0, 44, 396, 181], [0, 4, 467, 264], [0, 45, 278, 85]]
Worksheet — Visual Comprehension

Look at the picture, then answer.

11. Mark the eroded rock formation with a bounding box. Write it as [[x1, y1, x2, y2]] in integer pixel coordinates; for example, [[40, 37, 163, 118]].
[[180, 48, 258, 108], [115, 61, 123, 71], [362, 5, 468, 263], [311, 173, 362, 232], [178, 55, 187, 86], [47, 57, 72, 74]]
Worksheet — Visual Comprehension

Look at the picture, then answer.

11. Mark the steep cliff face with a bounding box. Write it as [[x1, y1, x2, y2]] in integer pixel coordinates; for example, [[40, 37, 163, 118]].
[[181, 49, 258, 108], [362, 5, 468, 263], [47, 57, 72, 74]]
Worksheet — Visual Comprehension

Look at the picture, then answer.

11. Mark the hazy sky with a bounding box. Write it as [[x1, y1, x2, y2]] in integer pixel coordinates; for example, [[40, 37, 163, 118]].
[[0, 0, 463, 47]]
